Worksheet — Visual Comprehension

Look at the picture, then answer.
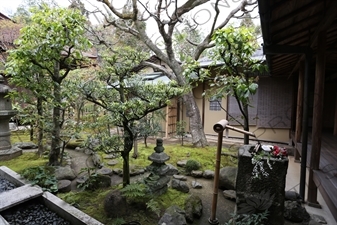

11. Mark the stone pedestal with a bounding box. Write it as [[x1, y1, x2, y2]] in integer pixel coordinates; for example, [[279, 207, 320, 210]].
[[236, 145, 288, 225], [0, 75, 22, 161]]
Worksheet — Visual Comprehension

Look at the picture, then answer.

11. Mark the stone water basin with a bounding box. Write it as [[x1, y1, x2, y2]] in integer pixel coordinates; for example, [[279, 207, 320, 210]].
[[0, 166, 103, 225]]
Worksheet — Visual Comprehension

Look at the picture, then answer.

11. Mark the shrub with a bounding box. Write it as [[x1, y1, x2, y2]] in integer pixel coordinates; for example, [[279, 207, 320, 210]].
[[185, 159, 201, 173], [21, 166, 58, 193]]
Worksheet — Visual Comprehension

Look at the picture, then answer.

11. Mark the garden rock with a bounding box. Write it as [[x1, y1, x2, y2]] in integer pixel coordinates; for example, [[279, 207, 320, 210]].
[[219, 166, 237, 190], [184, 194, 203, 223], [113, 168, 123, 175], [104, 189, 128, 218], [171, 179, 189, 193], [310, 214, 327, 224], [97, 167, 113, 176], [285, 191, 302, 202], [54, 166, 76, 180], [57, 180, 71, 193], [284, 200, 310, 223], [130, 168, 145, 176], [76, 175, 88, 185], [12, 142, 38, 149], [191, 181, 202, 189], [158, 205, 187, 225], [223, 190, 236, 201], [104, 154, 118, 159], [166, 163, 179, 175], [191, 170, 203, 178], [203, 170, 214, 179], [92, 153, 103, 168], [173, 175, 187, 181], [177, 160, 187, 167]]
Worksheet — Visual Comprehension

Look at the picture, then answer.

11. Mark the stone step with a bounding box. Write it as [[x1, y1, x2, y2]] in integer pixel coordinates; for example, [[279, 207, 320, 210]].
[[0, 184, 43, 212]]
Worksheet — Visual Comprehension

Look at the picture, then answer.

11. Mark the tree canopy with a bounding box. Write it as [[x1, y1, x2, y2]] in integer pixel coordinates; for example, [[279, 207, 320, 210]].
[[6, 4, 92, 165]]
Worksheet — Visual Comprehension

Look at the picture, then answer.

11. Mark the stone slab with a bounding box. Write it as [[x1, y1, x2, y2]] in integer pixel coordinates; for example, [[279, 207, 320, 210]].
[[0, 215, 9, 225], [0, 184, 43, 211], [0, 166, 27, 186]]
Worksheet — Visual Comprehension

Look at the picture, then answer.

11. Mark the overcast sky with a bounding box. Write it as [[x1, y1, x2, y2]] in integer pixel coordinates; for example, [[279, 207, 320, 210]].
[[0, 0, 261, 44], [0, 0, 71, 16]]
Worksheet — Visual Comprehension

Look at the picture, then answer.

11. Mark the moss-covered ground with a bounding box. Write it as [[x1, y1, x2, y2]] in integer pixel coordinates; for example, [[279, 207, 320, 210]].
[[2, 136, 238, 225]]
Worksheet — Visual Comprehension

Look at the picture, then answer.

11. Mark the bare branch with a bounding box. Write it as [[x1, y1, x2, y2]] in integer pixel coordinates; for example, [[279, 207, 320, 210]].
[[141, 61, 177, 81], [100, 0, 134, 19], [194, 0, 254, 60]]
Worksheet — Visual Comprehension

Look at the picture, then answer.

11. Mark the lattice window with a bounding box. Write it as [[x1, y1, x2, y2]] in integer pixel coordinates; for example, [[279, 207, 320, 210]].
[[209, 97, 222, 111]]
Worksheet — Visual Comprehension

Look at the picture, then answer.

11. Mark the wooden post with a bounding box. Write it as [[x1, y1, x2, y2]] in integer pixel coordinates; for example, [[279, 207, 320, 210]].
[[308, 31, 326, 206], [333, 92, 337, 136], [294, 61, 304, 161]]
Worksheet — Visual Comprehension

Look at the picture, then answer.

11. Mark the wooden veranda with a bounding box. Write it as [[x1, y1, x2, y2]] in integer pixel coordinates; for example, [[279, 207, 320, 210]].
[[293, 132, 337, 218], [257, 0, 337, 222]]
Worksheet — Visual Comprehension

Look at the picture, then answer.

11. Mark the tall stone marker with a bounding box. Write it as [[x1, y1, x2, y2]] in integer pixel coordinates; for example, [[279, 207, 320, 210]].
[[0, 75, 22, 161], [236, 145, 288, 225]]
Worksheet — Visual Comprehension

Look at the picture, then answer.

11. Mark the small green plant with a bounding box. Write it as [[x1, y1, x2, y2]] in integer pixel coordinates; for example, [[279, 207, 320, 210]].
[[120, 182, 161, 217], [185, 159, 201, 173], [21, 166, 58, 193], [225, 210, 269, 225], [120, 182, 147, 199], [77, 167, 110, 191], [176, 120, 187, 146]]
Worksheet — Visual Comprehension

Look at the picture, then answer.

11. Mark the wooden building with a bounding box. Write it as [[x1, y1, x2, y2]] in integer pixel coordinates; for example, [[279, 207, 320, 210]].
[[257, 0, 337, 221]]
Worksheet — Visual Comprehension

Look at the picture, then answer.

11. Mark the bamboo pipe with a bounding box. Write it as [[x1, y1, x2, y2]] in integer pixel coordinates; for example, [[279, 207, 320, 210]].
[[209, 119, 257, 224]]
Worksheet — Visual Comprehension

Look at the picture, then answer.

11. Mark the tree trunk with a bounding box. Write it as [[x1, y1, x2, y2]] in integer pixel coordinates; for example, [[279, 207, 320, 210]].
[[183, 91, 208, 147], [144, 136, 147, 148], [49, 62, 62, 166], [122, 123, 134, 187], [37, 97, 44, 156], [243, 104, 249, 144]]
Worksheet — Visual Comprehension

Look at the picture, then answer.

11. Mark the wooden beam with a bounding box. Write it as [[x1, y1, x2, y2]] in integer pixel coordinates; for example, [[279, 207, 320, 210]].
[[263, 45, 311, 55], [289, 0, 337, 77], [333, 92, 337, 136], [308, 31, 326, 205]]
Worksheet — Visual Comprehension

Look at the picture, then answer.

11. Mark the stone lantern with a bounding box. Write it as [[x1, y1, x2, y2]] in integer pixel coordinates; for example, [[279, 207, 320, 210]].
[[0, 75, 22, 161], [144, 139, 171, 195]]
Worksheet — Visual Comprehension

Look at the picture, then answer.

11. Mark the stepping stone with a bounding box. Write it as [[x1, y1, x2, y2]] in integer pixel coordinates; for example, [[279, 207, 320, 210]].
[[177, 160, 187, 167], [97, 167, 113, 176], [223, 190, 236, 201], [173, 175, 187, 181], [203, 170, 215, 179], [191, 170, 203, 178], [76, 176, 88, 185], [107, 159, 119, 166], [113, 168, 123, 175], [191, 181, 202, 189], [57, 180, 72, 193]]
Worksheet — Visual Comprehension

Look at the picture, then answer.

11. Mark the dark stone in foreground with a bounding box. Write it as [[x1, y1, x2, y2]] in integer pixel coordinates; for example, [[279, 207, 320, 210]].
[[236, 145, 288, 225], [184, 194, 203, 223], [219, 166, 237, 190], [158, 205, 187, 225], [104, 189, 128, 218], [171, 179, 189, 193], [284, 200, 310, 223]]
